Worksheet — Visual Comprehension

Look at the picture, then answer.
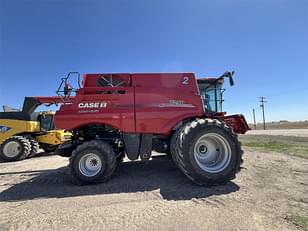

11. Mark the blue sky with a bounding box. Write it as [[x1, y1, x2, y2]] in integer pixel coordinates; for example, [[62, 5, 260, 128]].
[[0, 0, 307, 123]]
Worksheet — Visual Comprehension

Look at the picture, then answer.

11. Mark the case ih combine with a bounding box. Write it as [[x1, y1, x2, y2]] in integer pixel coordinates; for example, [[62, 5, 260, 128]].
[[21, 71, 249, 185]]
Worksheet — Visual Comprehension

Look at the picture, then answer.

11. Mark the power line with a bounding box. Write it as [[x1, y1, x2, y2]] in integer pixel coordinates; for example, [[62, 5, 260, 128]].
[[258, 96, 267, 130]]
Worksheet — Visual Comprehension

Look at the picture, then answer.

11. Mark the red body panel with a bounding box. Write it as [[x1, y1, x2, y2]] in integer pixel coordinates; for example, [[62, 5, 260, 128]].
[[55, 86, 135, 132], [83, 74, 131, 87], [220, 114, 250, 134], [54, 73, 204, 134], [52, 73, 249, 135], [132, 73, 203, 133]]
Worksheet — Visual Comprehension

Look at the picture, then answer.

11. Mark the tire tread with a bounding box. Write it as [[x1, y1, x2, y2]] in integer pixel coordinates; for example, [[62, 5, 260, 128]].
[[0, 136, 31, 161], [69, 140, 117, 185], [170, 118, 243, 186]]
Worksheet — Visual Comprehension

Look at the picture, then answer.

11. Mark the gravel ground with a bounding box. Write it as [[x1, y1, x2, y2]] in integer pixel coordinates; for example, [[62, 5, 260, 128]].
[[0, 150, 307, 231], [247, 129, 308, 137]]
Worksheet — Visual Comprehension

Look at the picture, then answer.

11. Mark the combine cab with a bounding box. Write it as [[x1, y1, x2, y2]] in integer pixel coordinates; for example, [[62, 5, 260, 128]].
[[24, 71, 249, 186], [197, 73, 250, 134]]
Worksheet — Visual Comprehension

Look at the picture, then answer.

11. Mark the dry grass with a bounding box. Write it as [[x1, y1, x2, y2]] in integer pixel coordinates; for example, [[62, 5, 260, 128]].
[[286, 215, 308, 231], [239, 135, 308, 159], [249, 121, 308, 130]]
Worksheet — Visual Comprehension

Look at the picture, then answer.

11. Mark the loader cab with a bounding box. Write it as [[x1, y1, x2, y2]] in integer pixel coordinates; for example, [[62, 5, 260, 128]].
[[197, 78, 224, 113], [38, 112, 55, 131]]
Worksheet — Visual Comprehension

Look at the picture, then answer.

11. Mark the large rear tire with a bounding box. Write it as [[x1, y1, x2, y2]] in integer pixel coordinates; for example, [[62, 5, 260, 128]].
[[69, 140, 117, 185], [0, 136, 31, 162], [171, 119, 243, 185]]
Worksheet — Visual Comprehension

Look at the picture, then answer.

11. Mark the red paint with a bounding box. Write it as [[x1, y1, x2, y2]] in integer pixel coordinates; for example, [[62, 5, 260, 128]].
[[54, 73, 204, 134], [55, 86, 135, 132], [131, 73, 203, 134], [221, 114, 250, 134], [34, 73, 249, 134]]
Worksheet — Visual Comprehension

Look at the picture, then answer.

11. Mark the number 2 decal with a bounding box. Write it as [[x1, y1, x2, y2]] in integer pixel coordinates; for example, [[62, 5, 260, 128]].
[[182, 76, 189, 85]]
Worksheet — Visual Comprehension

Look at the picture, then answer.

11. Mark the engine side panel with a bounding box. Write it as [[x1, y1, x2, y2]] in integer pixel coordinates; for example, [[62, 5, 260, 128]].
[[132, 73, 204, 134], [55, 73, 204, 134], [55, 87, 135, 132]]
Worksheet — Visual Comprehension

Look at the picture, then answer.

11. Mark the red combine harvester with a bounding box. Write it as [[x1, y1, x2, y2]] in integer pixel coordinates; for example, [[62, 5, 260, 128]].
[[26, 72, 249, 185]]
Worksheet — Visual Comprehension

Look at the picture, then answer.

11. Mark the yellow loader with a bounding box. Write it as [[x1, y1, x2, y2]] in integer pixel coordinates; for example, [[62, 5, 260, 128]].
[[0, 108, 71, 162]]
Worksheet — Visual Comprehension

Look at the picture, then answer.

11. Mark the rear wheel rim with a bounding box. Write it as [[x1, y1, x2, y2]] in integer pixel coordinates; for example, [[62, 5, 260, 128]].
[[78, 153, 102, 177], [3, 141, 22, 158], [194, 133, 231, 173]]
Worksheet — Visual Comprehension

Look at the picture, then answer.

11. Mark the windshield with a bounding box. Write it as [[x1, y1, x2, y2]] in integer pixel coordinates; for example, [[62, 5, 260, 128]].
[[40, 114, 55, 131], [198, 82, 223, 113]]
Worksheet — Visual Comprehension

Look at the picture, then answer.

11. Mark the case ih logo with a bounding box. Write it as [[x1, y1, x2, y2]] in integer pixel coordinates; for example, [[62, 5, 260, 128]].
[[78, 102, 107, 109]]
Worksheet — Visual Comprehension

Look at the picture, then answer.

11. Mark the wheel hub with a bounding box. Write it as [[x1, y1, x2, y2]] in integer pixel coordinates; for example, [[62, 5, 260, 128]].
[[194, 133, 231, 173], [3, 141, 21, 158], [90, 158, 98, 166], [198, 144, 208, 155], [79, 153, 103, 177]]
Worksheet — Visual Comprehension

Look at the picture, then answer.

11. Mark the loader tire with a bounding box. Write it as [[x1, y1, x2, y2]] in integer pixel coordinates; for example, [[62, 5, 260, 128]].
[[27, 137, 40, 157], [170, 118, 243, 186], [0, 136, 31, 162], [69, 140, 117, 185]]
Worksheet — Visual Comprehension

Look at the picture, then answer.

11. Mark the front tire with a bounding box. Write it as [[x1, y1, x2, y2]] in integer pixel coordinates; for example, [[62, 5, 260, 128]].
[[0, 136, 31, 162], [171, 119, 243, 185], [69, 140, 117, 185]]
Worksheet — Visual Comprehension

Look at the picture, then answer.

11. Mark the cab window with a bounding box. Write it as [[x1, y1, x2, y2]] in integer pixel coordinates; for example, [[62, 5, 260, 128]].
[[39, 114, 55, 131], [198, 82, 223, 112]]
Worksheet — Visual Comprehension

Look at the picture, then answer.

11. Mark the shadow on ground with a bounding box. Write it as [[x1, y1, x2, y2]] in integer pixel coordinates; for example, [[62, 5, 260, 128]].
[[0, 157, 239, 202], [0, 151, 51, 163]]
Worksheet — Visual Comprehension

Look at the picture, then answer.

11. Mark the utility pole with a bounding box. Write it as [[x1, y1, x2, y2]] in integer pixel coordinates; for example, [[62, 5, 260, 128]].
[[258, 97, 267, 130], [253, 108, 257, 130]]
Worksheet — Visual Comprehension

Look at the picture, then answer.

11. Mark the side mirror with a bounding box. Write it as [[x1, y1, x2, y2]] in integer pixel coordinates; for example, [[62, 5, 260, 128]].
[[229, 76, 234, 86], [230, 71, 235, 86], [223, 71, 235, 86]]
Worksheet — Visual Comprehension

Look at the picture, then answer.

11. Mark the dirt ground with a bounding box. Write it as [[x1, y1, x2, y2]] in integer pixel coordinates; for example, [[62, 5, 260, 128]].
[[0, 149, 307, 231]]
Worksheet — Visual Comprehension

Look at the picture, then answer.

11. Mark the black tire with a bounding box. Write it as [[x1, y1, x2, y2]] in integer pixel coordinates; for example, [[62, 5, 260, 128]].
[[116, 153, 125, 163], [170, 124, 187, 171], [0, 136, 31, 162], [170, 118, 243, 185], [27, 137, 40, 158], [69, 140, 117, 185]]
